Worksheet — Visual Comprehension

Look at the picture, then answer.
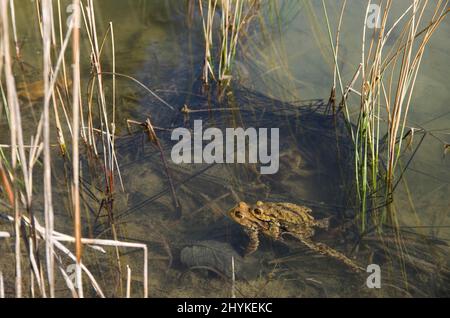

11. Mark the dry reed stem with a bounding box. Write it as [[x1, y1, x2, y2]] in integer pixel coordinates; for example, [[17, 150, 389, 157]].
[[1, 211, 148, 298], [0, 271, 4, 298], [0, 160, 14, 205], [71, 0, 83, 298], [126, 265, 131, 298], [42, 0, 56, 298], [231, 256, 236, 298], [1, 0, 23, 298], [198, 0, 218, 84]]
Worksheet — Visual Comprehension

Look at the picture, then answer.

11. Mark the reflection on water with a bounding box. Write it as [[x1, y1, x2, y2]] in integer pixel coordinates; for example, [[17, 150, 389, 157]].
[[1, 0, 449, 297]]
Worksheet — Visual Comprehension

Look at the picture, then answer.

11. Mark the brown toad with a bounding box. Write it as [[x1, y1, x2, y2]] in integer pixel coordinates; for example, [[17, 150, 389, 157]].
[[229, 201, 364, 272]]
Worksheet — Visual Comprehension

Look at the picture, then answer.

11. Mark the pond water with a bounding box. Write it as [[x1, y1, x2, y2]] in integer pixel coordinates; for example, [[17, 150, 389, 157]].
[[2, 0, 450, 297]]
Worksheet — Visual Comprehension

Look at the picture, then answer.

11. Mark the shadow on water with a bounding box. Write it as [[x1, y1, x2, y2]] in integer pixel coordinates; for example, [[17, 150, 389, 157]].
[[81, 83, 448, 297], [75, 0, 450, 295]]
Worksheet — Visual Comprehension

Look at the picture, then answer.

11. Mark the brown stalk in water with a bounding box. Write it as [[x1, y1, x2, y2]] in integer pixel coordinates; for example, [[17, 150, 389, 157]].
[[71, 0, 83, 298], [127, 118, 183, 218], [0, 160, 14, 206]]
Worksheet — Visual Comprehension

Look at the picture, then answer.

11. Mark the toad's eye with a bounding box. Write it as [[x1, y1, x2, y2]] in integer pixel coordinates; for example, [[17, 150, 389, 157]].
[[253, 208, 263, 215], [235, 211, 243, 219]]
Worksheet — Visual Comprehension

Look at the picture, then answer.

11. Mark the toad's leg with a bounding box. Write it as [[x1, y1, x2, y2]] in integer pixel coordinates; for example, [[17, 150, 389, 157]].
[[263, 222, 281, 239], [298, 238, 364, 272], [243, 228, 260, 256]]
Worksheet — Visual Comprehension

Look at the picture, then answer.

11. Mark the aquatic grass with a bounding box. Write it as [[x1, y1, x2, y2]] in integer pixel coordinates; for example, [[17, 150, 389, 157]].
[[323, 0, 450, 232], [79, 0, 126, 294], [218, 0, 244, 84], [198, 0, 218, 86], [198, 0, 260, 89], [0, 0, 148, 297]]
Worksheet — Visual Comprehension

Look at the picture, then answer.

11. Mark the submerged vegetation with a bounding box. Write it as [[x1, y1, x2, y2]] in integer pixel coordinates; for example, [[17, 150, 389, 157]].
[[0, 0, 449, 298]]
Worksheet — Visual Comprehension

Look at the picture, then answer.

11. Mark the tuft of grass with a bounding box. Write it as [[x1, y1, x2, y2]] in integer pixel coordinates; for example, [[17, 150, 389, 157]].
[[198, 0, 260, 89], [323, 0, 449, 232]]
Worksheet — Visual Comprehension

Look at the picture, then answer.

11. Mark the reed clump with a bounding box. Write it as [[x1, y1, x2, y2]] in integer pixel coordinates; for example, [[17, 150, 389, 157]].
[[198, 0, 260, 88], [0, 0, 147, 298], [323, 0, 449, 231]]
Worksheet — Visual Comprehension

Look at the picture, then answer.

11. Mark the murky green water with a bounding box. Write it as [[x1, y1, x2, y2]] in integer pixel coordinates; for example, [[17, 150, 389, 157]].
[[1, 0, 449, 297]]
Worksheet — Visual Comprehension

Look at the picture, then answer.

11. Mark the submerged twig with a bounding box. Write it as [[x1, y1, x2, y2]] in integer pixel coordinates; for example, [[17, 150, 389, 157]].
[[127, 118, 183, 218]]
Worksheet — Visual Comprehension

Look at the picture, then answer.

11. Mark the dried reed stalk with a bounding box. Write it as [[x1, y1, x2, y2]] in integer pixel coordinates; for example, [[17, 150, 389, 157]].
[[71, 0, 83, 298]]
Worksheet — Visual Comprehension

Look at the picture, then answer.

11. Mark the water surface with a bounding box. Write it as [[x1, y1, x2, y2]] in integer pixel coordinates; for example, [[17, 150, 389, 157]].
[[2, 0, 449, 297]]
